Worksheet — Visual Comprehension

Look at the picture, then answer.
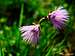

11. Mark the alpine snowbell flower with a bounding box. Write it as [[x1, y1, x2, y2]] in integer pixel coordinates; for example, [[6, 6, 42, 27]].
[[20, 24, 40, 44], [48, 6, 69, 29]]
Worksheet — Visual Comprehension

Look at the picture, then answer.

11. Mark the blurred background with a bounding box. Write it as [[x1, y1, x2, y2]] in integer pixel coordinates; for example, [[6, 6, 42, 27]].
[[0, 0, 75, 56]]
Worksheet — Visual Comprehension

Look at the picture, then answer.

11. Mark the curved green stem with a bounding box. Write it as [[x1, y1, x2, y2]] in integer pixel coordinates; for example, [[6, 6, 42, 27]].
[[39, 17, 46, 24]]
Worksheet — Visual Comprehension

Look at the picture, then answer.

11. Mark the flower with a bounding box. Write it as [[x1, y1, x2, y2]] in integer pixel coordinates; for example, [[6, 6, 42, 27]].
[[19, 24, 40, 44], [48, 6, 69, 29]]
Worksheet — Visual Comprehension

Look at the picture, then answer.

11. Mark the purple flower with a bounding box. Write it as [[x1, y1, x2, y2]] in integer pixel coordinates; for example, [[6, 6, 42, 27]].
[[48, 6, 69, 29], [19, 24, 40, 44]]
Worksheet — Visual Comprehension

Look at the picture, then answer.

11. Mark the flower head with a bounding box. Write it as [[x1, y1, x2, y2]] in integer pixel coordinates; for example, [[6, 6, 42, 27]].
[[48, 6, 69, 29], [20, 24, 40, 44]]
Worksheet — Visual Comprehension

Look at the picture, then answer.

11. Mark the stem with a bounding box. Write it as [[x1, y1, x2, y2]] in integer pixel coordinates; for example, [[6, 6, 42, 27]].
[[0, 48, 1, 56], [19, 3, 24, 27], [39, 17, 46, 24], [0, 48, 4, 56], [18, 3, 24, 48]]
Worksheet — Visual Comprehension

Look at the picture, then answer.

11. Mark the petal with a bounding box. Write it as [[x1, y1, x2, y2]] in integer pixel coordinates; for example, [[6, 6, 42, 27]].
[[20, 25, 34, 32]]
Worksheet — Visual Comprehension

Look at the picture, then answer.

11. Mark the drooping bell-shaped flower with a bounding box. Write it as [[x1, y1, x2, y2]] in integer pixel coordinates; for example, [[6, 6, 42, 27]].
[[48, 6, 69, 29], [19, 24, 40, 44]]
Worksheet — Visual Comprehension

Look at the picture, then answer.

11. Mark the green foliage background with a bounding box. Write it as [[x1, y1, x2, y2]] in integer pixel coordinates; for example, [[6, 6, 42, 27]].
[[0, 0, 75, 56]]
